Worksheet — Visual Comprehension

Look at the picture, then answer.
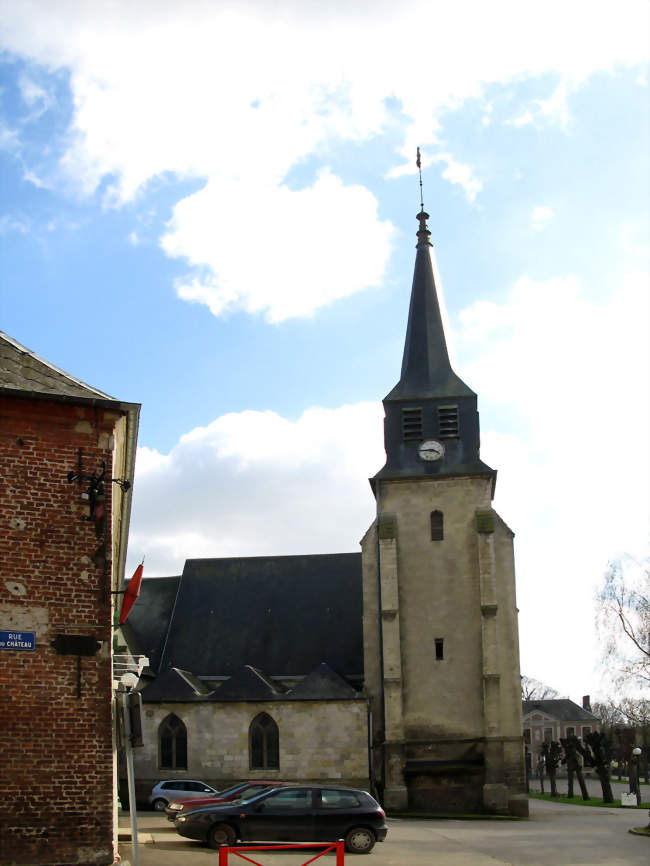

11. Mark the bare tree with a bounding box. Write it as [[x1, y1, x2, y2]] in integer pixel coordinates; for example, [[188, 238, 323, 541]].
[[596, 554, 649, 690], [521, 675, 560, 701], [592, 697, 650, 784], [617, 696, 650, 727], [591, 699, 624, 727], [585, 731, 615, 803], [592, 697, 649, 729]]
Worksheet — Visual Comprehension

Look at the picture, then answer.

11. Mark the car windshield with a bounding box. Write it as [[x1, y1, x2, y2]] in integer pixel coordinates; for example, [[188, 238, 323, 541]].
[[237, 788, 278, 805]]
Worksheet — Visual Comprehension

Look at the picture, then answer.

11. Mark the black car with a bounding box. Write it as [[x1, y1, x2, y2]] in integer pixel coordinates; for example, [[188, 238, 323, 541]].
[[174, 784, 387, 853]]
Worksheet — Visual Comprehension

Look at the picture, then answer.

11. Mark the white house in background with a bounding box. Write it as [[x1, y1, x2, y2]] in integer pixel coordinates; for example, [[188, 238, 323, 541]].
[[522, 697, 601, 768]]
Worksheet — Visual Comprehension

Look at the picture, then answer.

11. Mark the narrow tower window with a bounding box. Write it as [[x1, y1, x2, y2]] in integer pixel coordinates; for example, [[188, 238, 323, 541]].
[[434, 638, 444, 661], [402, 407, 423, 441], [159, 714, 187, 770], [249, 712, 279, 770], [430, 510, 444, 541], [438, 405, 459, 438]]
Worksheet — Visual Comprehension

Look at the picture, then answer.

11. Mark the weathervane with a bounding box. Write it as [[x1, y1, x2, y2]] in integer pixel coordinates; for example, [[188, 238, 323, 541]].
[[415, 148, 431, 247], [416, 146, 424, 211]]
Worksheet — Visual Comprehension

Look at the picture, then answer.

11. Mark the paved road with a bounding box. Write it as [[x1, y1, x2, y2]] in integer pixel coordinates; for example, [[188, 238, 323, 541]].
[[118, 796, 649, 866]]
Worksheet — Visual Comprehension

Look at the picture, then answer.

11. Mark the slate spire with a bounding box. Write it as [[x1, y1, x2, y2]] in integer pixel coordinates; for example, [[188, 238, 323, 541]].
[[374, 203, 494, 484], [386, 210, 474, 401]]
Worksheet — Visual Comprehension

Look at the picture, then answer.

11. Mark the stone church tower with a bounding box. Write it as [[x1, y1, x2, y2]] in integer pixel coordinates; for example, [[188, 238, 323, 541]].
[[361, 210, 526, 815]]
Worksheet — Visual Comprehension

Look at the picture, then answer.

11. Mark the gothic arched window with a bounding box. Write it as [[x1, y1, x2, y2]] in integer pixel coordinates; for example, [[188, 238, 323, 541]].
[[430, 510, 444, 541], [249, 712, 279, 770], [159, 714, 187, 770]]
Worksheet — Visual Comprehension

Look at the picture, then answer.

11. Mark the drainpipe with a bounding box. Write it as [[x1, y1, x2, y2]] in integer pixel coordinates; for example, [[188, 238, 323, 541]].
[[374, 478, 386, 801]]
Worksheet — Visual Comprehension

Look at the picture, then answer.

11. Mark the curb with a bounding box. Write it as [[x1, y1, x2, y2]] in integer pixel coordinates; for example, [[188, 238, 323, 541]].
[[118, 832, 155, 844]]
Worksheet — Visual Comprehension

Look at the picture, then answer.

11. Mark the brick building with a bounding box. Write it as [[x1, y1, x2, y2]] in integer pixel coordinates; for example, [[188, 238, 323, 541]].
[[0, 333, 139, 866]]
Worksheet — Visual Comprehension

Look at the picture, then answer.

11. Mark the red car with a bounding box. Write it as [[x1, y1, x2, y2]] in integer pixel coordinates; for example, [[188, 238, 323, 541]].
[[164, 781, 286, 820]]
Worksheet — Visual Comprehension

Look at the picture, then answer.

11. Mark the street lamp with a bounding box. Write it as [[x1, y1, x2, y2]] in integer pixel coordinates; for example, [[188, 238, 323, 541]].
[[631, 747, 642, 807], [118, 673, 143, 866]]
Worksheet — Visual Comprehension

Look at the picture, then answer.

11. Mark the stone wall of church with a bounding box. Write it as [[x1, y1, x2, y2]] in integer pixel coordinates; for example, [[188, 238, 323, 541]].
[[491, 512, 526, 796], [360, 522, 381, 740], [361, 474, 526, 813], [131, 699, 370, 804], [366, 475, 495, 741]]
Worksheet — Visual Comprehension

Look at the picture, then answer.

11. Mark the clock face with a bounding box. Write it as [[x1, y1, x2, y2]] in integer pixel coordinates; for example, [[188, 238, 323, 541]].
[[418, 439, 445, 461]]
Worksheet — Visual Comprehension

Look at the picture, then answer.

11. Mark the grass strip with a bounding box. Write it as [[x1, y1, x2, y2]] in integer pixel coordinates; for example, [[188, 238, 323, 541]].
[[528, 792, 650, 809]]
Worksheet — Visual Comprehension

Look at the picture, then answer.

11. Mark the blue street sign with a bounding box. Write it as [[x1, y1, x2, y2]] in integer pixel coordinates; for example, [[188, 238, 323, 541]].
[[0, 630, 36, 651]]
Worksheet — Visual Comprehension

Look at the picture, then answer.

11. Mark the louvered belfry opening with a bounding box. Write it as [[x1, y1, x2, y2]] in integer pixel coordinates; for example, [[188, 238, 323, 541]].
[[438, 405, 459, 438], [402, 407, 423, 441]]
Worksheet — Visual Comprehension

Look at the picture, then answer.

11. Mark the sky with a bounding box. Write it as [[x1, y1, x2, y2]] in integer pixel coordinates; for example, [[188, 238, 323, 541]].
[[1, 0, 648, 705]]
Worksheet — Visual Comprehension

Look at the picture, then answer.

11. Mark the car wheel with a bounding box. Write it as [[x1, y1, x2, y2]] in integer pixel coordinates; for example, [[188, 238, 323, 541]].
[[344, 827, 376, 854], [207, 823, 236, 849], [152, 798, 167, 811]]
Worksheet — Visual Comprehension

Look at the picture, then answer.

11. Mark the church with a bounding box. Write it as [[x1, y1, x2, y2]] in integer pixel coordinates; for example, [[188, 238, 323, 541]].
[[124, 206, 527, 816]]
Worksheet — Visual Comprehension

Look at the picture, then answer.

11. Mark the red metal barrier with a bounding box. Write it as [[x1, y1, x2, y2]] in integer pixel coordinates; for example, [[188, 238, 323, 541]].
[[218, 841, 344, 866]]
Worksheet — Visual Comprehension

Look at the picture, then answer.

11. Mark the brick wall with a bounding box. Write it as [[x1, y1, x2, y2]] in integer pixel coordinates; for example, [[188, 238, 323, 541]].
[[0, 396, 121, 866]]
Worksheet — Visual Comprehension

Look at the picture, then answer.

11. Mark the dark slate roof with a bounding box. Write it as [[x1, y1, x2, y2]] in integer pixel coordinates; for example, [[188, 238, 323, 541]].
[[172, 668, 214, 696], [122, 575, 181, 672], [287, 662, 360, 700], [0, 331, 113, 400], [140, 667, 208, 702], [140, 663, 362, 703], [157, 553, 363, 678], [522, 699, 601, 722], [208, 666, 286, 701]]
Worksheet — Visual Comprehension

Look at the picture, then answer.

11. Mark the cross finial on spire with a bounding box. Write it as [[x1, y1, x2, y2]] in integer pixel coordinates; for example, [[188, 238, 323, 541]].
[[416, 146, 424, 210]]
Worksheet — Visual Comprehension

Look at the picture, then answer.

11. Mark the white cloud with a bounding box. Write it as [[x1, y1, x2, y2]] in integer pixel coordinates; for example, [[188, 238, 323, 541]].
[[506, 80, 571, 130], [17, 73, 53, 117], [0, 0, 647, 319], [162, 170, 394, 322], [458, 270, 650, 698], [531, 205, 554, 230], [620, 222, 649, 260], [0, 120, 20, 152], [127, 402, 385, 575], [22, 168, 46, 188], [386, 150, 482, 201], [125, 267, 649, 700], [435, 153, 483, 202], [507, 110, 535, 129], [0, 214, 29, 234]]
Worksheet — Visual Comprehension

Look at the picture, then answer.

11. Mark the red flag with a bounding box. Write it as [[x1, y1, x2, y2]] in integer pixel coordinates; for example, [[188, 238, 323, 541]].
[[119, 563, 144, 625]]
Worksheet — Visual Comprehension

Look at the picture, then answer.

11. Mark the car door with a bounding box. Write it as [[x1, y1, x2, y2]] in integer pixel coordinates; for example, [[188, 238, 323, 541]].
[[183, 781, 216, 800], [313, 788, 365, 841], [162, 781, 188, 802], [243, 788, 314, 842]]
